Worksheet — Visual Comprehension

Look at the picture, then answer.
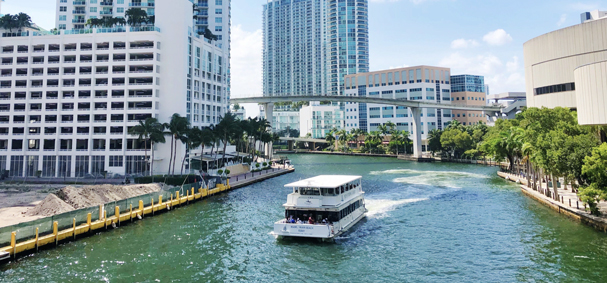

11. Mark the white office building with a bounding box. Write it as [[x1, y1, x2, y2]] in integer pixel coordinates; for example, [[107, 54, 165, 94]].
[[0, 0, 229, 178], [344, 66, 453, 151], [299, 102, 344, 139]]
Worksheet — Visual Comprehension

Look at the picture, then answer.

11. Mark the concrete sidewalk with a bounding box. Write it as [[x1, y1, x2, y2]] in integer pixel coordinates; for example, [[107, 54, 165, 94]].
[[499, 172, 607, 232]]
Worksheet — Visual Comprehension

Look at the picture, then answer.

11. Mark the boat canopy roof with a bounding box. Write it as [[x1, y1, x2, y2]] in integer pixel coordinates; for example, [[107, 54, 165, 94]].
[[284, 175, 362, 189]]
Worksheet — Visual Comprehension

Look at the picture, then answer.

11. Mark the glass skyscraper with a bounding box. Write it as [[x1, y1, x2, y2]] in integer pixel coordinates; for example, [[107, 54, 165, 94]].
[[262, 0, 369, 97]]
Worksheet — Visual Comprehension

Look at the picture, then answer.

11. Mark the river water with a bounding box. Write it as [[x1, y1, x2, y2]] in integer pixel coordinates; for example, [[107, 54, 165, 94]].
[[2, 154, 607, 282]]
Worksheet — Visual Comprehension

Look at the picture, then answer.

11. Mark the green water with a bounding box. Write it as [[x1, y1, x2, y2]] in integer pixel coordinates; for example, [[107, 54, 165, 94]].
[[2, 154, 607, 282]]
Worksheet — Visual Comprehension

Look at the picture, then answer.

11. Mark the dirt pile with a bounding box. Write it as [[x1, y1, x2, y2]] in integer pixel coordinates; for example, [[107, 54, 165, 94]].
[[26, 194, 75, 217], [56, 184, 161, 209], [27, 184, 162, 216]]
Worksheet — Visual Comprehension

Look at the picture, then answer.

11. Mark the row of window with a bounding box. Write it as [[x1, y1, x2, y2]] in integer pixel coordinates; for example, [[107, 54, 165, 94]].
[[0, 138, 149, 151], [534, 82, 575, 95], [1, 41, 156, 53], [0, 155, 147, 178]]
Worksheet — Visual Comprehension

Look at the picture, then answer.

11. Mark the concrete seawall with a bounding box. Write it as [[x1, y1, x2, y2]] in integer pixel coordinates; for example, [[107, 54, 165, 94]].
[[497, 172, 607, 233], [0, 168, 295, 262]]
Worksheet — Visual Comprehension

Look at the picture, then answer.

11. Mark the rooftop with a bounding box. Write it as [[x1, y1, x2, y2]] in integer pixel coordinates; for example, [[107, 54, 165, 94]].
[[284, 175, 362, 189]]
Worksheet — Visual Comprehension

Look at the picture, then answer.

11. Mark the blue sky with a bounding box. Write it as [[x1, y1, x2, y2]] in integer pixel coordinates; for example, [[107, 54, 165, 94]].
[[3, 0, 605, 117]]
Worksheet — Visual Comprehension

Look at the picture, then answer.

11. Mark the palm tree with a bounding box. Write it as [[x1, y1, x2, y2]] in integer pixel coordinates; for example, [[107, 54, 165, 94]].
[[129, 118, 163, 176], [337, 129, 348, 151], [0, 14, 18, 33], [149, 122, 165, 176], [15, 13, 32, 32], [215, 112, 241, 166], [125, 8, 148, 27], [164, 114, 189, 175], [325, 131, 336, 151]]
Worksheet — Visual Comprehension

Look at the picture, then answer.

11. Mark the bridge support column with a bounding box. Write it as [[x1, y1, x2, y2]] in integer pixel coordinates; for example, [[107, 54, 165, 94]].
[[263, 103, 274, 160], [288, 140, 294, 151], [411, 107, 422, 159]]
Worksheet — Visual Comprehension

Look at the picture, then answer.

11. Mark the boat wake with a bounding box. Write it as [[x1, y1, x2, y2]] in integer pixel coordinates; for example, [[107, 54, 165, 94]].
[[365, 198, 428, 219]]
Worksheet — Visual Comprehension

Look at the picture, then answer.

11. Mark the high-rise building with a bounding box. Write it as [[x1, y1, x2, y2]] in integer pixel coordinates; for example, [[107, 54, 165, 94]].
[[56, 0, 231, 95], [450, 75, 486, 126], [262, 0, 369, 96], [0, 0, 229, 177], [344, 66, 453, 152], [299, 102, 344, 139]]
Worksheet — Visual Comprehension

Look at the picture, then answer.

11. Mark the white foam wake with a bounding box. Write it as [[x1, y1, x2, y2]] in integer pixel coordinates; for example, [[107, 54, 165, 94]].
[[370, 168, 488, 179], [365, 198, 428, 219]]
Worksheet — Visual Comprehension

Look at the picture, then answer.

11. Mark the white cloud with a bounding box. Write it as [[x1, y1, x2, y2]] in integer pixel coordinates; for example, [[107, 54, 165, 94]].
[[482, 29, 513, 46], [557, 14, 567, 26], [230, 25, 262, 118], [506, 56, 519, 73], [439, 53, 525, 94], [450, 39, 479, 49]]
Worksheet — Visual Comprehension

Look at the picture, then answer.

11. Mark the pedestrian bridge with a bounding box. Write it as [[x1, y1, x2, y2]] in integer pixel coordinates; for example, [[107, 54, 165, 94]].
[[232, 95, 504, 160]]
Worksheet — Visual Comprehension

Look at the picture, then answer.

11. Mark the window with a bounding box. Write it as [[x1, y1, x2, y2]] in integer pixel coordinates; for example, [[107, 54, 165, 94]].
[[90, 7, 97, 12], [216, 0, 222, 4], [59, 15, 66, 21], [109, 156, 123, 167], [215, 26, 222, 32], [215, 9, 222, 14], [90, 0, 97, 3], [117, 0, 124, 4], [59, 24, 66, 30], [117, 8, 124, 13], [59, 6, 67, 12], [215, 17, 222, 23]]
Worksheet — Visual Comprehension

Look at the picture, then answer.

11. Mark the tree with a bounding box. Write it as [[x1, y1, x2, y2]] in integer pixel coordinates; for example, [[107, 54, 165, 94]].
[[125, 8, 148, 27], [129, 118, 163, 176], [215, 112, 241, 165], [428, 129, 443, 155], [15, 13, 32, 32], [579, 143, 607, 215], [164, 114, 189, 175], [325, 131, 336, 151], [0, 14, 18, 32], [441, 128, 474, 158], [200, 27, 218, 41]]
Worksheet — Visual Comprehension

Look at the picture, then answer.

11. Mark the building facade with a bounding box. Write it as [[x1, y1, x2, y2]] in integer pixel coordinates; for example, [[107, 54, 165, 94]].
[[0, 0, 229, 177], [299, 102, 344, 139], [259, 104, 300, 135], [450, 74, 486, 126], [262, 0, 369, 97], [486, 92, 526, 125], [524, 12, 607, 125], [343, 66, 453, 151], [56, 0, 156, 31]]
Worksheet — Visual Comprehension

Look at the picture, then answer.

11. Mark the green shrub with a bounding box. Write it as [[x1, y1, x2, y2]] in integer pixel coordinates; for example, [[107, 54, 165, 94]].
[[217, 169, 224, 175], [225, 169, 231, 175]]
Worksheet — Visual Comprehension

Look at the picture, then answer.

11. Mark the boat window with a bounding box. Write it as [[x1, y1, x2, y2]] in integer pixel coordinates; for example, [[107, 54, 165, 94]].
[[300, 187, 320, 195], [328, 188, 334, 195], [321, 188, 327, 196], [294, 188, 299, 194], [341, 186, 344, 194]]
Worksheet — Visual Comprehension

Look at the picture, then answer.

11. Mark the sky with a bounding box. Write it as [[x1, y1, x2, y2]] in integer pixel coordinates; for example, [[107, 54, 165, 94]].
[[2, 0, 605, 118]]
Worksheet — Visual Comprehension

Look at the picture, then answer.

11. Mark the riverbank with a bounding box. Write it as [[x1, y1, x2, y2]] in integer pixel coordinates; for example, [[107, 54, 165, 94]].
[[0, 167, 294, 262], [498, 172, 607, 233]]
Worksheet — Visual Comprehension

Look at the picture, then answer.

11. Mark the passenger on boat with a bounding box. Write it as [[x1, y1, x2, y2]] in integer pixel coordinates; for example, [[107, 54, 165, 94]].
[[308, 217, 315, 224]]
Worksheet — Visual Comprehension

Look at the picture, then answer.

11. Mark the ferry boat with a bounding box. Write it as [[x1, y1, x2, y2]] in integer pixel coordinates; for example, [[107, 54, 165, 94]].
[[273, 175, 367, 240]]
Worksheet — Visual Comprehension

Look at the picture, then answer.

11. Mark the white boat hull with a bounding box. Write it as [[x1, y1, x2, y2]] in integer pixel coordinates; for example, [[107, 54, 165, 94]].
[[273, 209, 366, 240]]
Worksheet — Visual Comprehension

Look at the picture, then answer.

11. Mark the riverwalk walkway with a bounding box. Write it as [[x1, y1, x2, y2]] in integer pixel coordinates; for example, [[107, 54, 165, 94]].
[[498, 172, 607, 233]]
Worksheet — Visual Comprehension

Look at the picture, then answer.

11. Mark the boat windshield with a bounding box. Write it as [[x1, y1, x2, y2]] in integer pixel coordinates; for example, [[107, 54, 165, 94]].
[[299, 187, 321, 195]]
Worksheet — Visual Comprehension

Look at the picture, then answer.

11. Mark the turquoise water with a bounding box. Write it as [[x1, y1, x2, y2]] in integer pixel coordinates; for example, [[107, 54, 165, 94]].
[[2, 154, 607, 282]]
